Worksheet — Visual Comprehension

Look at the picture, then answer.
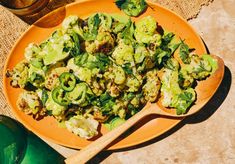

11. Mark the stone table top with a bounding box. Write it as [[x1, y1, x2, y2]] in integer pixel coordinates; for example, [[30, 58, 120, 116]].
[[1, 0, 235, 163]]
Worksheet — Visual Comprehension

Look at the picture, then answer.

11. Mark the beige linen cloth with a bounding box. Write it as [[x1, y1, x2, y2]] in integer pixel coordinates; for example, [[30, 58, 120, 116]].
[[0, 0, 213, 117]]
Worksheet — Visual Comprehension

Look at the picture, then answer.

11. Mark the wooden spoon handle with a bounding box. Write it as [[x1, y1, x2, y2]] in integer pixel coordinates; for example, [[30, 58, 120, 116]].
[[65, 103, 154, 164]]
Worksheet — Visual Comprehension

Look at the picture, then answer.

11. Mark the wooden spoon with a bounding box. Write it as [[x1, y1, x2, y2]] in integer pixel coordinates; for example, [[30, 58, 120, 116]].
[[65, 55, 224, 164]]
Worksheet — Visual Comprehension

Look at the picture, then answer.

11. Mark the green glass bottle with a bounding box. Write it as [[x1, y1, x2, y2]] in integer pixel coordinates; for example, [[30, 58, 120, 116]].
[[0, 115, 65, 164]]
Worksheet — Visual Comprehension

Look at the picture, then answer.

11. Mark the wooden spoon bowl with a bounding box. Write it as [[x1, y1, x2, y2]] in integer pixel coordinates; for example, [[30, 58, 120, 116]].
[[65, 54, 224, 163]]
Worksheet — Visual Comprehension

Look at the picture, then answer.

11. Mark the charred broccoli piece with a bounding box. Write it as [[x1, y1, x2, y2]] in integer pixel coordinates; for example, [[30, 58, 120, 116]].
[[178, 66, 195, 89], [85, 29, 115, 54], [178, 54, 217, 88], [161, 68, 196, 114], [190, 54, 212, 80], [45, 67, 69, 90], [171, 88, 196, 115], [112, 39, 134, 65], [134, 16, 157, 44], [164, 58, 180, 71], [115, 0, 147, 17], [6, 60, 29, 88], [143, 69, 161, 102], [17, 91, 45, 119], [65, 115, 99, 139]]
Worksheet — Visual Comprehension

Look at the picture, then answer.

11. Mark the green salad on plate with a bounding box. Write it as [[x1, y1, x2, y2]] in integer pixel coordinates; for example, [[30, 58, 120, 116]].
[[6, 13, 217, 139]]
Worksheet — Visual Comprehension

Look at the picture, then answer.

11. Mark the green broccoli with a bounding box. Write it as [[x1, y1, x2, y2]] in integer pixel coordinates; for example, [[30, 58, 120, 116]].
[[7, 60, 29, 88], [126, 76, 141, 92], [178, 54, 217, 89], [24, 43, 44, 69], [112, 39, 134, 65], [134, 44, 149, 64], [178, 66, 195, 89], [17, 91, 45, 119], [161, 68, 196, 115], [42, 30, 80, 65], [134, 16, 157, 43], [115, 0, 147, 17], [171, 88, 196, 115], [65, 115, 99, 139], [85, 29, 115, 54], [190, 54, 213, 80], [143, 69, 161, 102], [164, 58, 180, 71]]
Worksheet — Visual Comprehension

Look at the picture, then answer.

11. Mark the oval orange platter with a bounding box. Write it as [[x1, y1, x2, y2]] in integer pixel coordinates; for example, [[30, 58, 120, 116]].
[[3, 0, 207, 150]]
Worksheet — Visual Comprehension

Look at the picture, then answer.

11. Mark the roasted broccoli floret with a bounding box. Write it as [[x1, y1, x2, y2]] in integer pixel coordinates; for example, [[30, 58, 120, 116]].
[[190, 54, 212, 80], [164, 58, 180, 71], [161, 69, 181, 107], [90, 78, 106, 96], [143, 69, 161, 102], [25, 43, 43, 69], [17, 91, 45, 119], [134, 44, 149, 64], [161, 68, 196, 114], [137, 55, 155, 73], [134, 16, 157, 43], [108, 83, 121, 97], [126, 76, 142, 92], [112, 39, 134, 65], [93, 109, 109, 122], [65, 115, 99, 139], [115, 0, 147, 17], [112, 100, 127, 119], [178, 54, 217, 89], [178, 66, 195, 89], [171, 88, 196, 115], [7, 60, 29, 88], [114, 66, 126, 85], [85, 29, 115, 54], [45, 67, 69, 90]]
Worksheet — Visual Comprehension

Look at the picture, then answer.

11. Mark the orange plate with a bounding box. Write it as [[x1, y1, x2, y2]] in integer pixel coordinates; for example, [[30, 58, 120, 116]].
[[3, 0, 206, 150]]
